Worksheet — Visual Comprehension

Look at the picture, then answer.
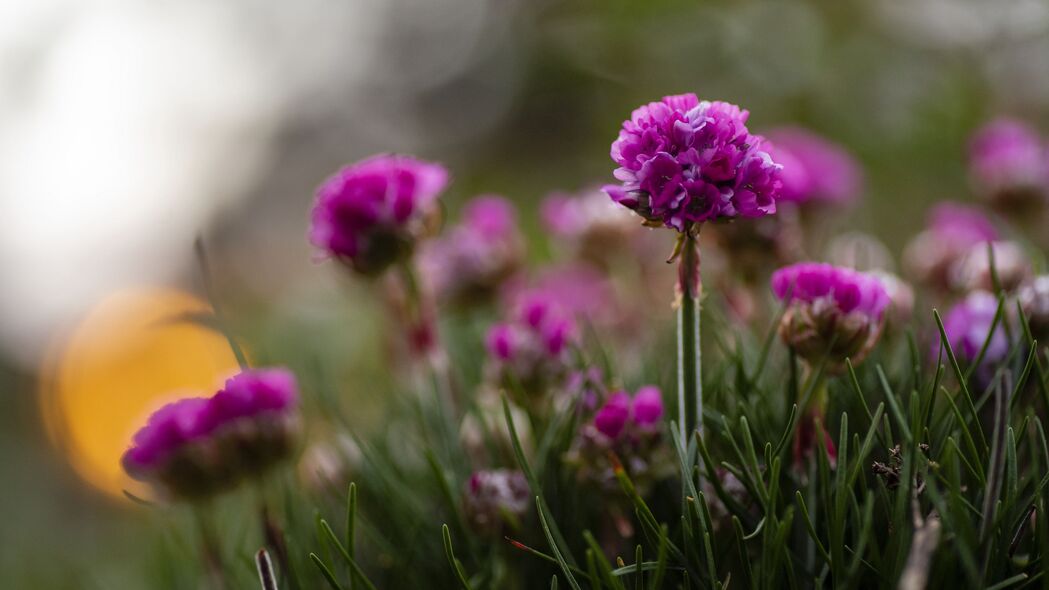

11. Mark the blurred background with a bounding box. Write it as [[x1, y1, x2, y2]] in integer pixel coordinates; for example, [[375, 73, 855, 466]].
[[2, 0, 1049, 584]]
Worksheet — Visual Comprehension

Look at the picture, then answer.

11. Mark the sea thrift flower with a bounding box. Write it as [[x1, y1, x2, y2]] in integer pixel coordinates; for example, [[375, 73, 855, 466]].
[[542, 187, 641, 264], [485, 294, 577, 400], [462, 469, 530, 536], [938, 291, 1010, 381], [419, 195, 524, 304], [566, 386, 671, 493], [123, 368, 300, 500], [605, 94, 782, 231], [766, 127, 863, 206], [1018, 276, 1049, 344], [309, 154, 449, 275], [903, 203, 999, 292], [772, 263, 890, 370], [969, 118, 1049, 211], [950, 240, 1032, 293], [502, 264, 621, 335]]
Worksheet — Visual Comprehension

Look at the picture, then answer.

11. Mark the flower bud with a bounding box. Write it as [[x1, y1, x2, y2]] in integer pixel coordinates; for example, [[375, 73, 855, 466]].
[[772, 263, 889, 370], [903, 203, 998, 292], [969, 118, 1049, 213], [1018, 276, 1049, 344]]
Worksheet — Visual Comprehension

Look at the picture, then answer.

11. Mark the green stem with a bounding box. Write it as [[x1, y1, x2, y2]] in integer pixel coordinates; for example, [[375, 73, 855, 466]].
[[677, 234, 702, 448]]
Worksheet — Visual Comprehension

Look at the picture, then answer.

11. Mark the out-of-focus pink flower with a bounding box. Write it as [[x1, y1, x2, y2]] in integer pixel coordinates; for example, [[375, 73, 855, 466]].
[[903, 202, 999, 292], [1018, 276, 1049, 343], [309, 154, 448, 275], [969, 118, 1049, 210], [939, 291, 1010, 366], [122, 368, 300, 500], [484, 293, 578, 398], [772, 262, 890, 369], [418, 195, 524, 304], [606, 94, 782, 231], [766, 127, 863, 206], [950, 240, 1032, 293]]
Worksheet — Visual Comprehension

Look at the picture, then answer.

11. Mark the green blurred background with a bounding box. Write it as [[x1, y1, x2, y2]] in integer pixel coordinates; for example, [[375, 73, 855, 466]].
[[2, 0, 1048, 585]]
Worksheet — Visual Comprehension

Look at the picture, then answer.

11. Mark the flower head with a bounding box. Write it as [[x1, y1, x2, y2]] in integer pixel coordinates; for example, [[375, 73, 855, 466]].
[[969, 118, 1049, 211], [567, 386, 670, 492], [310, 154, 449, 275], [938, 291, 1010, 377], [606, 94, 782, 231], [462, 469, 530, 536], [122, 368, 300, 500], [772, 263, 890, 369], [765, 127, 863, 206], [418, 195, 523, 304], [484, 293, 577, 399], [903, 202, 999, 292]]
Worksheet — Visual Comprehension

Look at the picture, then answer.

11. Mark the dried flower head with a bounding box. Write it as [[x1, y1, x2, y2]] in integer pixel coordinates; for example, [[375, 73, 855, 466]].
[[1018, 276, 1049, 344], [969, 118, 1049, 211], [772, 263, 890, 370], [122, 368, 300, 501], [606, 94, 782, 232], [950, 240, 1032, 293], [766, 127, 863, 206], [462, 469, 530, 536], [310, 154, 449, 275]]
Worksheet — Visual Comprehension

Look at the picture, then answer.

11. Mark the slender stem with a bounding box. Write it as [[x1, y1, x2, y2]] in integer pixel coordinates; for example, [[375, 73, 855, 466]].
[[193, 505, 228, 590], [676, 234, 702, 448]]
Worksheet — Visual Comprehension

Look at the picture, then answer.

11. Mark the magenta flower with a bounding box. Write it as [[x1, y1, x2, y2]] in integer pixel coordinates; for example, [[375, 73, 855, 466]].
[[122, 368, 300, 500], [309, 154, 449, 275], [462, 469, 530, 536], [418, 195, 523, 304], [772, 262, 890, 369], [939, 291, 1010, 381], [567, 385, 670, 492], [969, 118, 1049, 210], [765, 127, 863, 206], [605, 94, 782, 231], [484, 293, 578, 398], [903, 202, 999, 291], [593, 392, 631, 439]]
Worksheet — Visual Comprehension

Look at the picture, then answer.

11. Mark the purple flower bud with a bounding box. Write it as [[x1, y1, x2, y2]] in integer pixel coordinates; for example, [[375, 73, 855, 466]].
[[309, 154, 449, 275], [631, 386, 664, 427], [766, 127, 863, 206], [772, 263, 890, 369], [485, 324, 516, 361], [122, 367, 301, 501], [484, 293, 577, 398], [607, 94, 782, 232], [462, 469, 530, 536], [969, 118, 1049, 211], [594, 392, 631, 439]]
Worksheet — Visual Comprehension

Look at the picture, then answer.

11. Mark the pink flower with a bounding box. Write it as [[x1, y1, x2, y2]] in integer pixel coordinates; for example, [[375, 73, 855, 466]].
[[765, 127, 863, 206]]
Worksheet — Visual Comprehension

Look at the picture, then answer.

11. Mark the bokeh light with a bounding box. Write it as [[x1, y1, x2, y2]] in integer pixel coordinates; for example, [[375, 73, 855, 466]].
[[40, 288, 241, 500]]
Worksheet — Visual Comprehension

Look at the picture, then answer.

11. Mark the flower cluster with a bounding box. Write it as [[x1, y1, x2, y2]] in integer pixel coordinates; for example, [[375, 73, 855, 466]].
[[968, 118, 1049, 211], [123, 368, 300, 501], [606, 94, 782, 231], [541, 187, 641, 264], [903, 202, 1000, 292], [766, 127, 862, 206], [419, 195, 524, 304], [566, 386, 670, 492], [771, 262, 890, 369], [309, 154, 449, 275], [485, 293, 577, 399], [462, 469, 531, 536]]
